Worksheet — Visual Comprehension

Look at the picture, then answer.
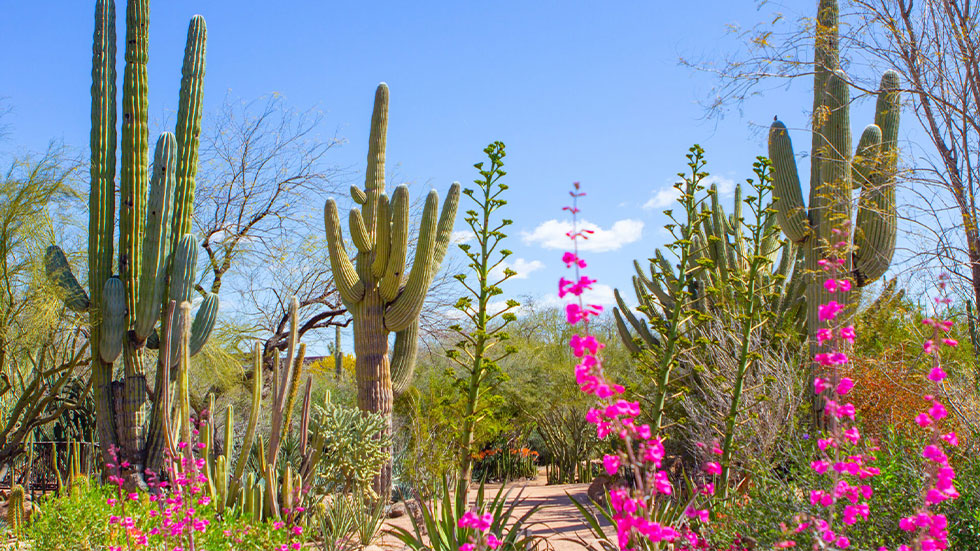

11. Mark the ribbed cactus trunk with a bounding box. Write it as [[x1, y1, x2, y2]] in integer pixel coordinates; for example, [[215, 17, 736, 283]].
[[768, 0, 900, 429], [352, 291, 393, 490], [42, 1, 218, 487], [323, 84, 460, 500]]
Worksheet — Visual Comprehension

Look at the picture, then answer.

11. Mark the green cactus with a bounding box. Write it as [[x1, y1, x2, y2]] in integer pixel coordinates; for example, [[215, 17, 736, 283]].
[[322, 83, 460, 498], [44, 1, 218, 484], [614, 183, 805, 357], [767, 0, 900, 423], [7, 484, 24, 539]]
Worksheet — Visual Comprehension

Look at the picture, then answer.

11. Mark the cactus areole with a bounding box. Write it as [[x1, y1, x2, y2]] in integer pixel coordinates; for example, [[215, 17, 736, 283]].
[[768, 0, 900, 427], [44, 1, 218, 487], [323, 83, 460, 497]]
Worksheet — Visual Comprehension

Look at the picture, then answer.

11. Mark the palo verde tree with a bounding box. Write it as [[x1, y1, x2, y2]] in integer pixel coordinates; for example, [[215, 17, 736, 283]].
[[446, 142, 520, 489]]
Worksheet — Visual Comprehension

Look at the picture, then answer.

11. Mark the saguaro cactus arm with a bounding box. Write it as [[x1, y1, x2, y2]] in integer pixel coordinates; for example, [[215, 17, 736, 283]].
[[384, 184, 461, 332], [323, 200, 364, 306], [768, 121, 810, 244]]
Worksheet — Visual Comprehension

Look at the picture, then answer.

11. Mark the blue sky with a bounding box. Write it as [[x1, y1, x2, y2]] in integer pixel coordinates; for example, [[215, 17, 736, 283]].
[[0, 1, 895, 347]]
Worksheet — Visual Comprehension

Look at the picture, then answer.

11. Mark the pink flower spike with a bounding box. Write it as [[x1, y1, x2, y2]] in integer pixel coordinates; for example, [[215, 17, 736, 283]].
[[838, 279, 852, 292], [814, 377, 828, 394], [837, 378, 854, 395], [943, 338, 958, 347], [824, 279, 838, 293]]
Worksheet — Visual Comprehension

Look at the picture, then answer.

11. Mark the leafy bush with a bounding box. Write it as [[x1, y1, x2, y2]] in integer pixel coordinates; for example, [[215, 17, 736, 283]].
[[26, 480, 307, 550]]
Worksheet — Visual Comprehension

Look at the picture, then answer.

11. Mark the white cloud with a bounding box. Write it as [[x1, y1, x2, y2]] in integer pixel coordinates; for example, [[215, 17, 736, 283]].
[[540, 283, 617, 309], [451, 230, 475, 244], [489, 258, 544, 280], [643, 175, 736, 210], [522, 219, 643, 252]]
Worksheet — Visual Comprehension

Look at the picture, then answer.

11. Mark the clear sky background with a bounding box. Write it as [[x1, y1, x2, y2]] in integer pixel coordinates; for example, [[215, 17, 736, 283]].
[[0, 1, 901, 349]]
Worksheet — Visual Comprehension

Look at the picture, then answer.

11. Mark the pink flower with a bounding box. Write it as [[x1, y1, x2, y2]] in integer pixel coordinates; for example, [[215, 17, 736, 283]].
[[927, 367, 948, 381], [703, 462, 721, 475], [562, 251, 586, 268], [837, 378, 854, 395], [818, 301, 844, 321], [603, 454, 620, 476]]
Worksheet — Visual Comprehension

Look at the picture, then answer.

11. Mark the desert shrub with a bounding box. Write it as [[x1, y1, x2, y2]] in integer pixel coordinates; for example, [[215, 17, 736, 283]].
[[848, 288, 980, 442], [393, 366, 464, 498], [712, 425, 980, 549]]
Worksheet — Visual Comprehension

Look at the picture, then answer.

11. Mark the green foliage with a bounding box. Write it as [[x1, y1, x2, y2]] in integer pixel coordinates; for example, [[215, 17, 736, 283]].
[[26, 481, 111, 551], [390, 480, 542, 551], [26, 479, 308, 551], [448, 141, 520, 486], [312, 392, 391, 496], [393, 368, 464, 498]]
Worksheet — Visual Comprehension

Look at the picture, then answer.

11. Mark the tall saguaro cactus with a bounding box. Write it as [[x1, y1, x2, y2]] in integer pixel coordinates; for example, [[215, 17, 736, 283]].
[[323, 83, 460, 497], [47, 0, 218, 484], [768, 0, 900, 424]]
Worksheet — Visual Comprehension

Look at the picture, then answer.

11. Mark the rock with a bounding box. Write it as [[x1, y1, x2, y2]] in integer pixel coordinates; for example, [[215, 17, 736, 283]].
[[387, 501, 406, 518], [587, 474, 617, 504]]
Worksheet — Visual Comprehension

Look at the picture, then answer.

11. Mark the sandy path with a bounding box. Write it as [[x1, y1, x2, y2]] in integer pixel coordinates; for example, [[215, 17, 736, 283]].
[[374, 475, 609, 551]]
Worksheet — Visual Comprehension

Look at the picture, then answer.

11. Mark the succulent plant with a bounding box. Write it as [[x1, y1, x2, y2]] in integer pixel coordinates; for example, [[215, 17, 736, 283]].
[[323, 83, 460, 498], [44, 0, 218, 483], [767, 0, 900, 423]]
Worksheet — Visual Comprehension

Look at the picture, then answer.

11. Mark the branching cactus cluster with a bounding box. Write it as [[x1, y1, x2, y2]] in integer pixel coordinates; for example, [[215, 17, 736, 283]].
[[614, 183, 805, 357], [45, 0, 218, 483], [187, 298, 326, 521], [323, 83, 460, 497], [768, 0, 900, 407]]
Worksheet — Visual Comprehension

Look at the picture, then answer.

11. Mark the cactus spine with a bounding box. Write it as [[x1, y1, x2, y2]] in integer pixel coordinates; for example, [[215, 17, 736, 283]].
[[767, 0, 900, 423], [44, 1, 219, 483], [322, 83, 460, 497]]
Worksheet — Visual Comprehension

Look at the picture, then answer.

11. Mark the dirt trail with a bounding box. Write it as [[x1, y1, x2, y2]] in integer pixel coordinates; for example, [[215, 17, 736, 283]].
[[376, 474, 609, 551]]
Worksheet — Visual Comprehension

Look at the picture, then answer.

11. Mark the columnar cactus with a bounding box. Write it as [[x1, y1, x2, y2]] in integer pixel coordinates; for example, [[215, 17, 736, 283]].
[[767, 0, 900, 419], [323, 83, 460, 497], [44, 0, 218, 483], [7, 484, 23, 539]]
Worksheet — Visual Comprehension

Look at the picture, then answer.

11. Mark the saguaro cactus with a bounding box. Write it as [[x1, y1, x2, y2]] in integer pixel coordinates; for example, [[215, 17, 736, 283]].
[[768, 0, 900, 422], [323, 83, 460, 497], [45, 1, 218, 484]]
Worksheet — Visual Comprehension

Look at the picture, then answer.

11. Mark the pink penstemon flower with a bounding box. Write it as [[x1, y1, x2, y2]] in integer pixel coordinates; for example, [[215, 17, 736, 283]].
[[560, 182, 719, 549], [779, 230, 880, 550], [888, 277, 960, 551]]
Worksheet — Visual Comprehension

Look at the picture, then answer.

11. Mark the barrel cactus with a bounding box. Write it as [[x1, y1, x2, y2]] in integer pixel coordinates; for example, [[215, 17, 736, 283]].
[[767, 0, 900, 421], [323, 83, 460, 497], [44, 0, 218, 483]]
